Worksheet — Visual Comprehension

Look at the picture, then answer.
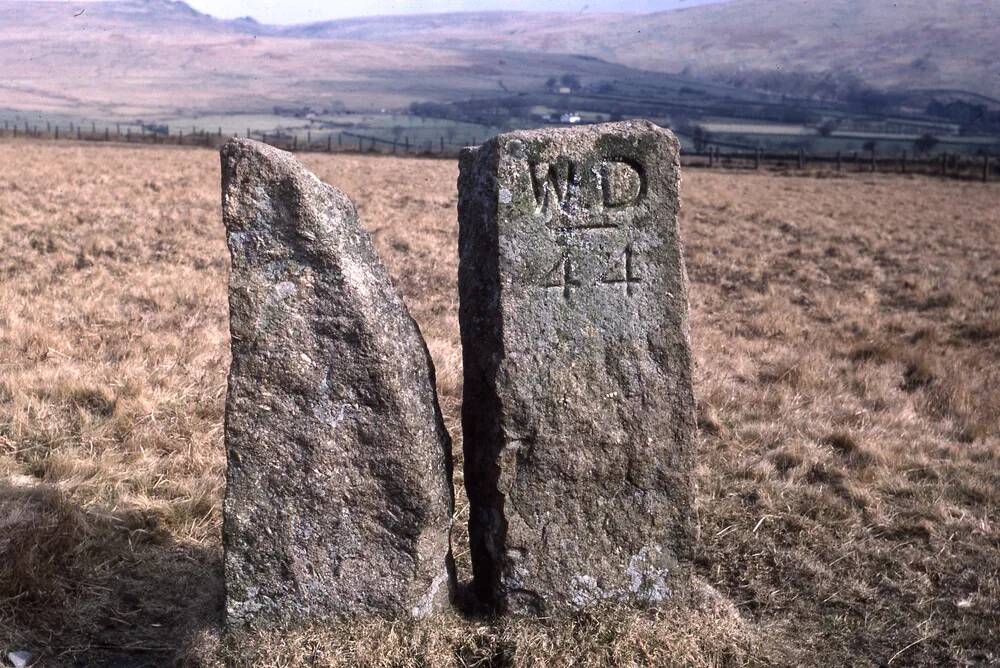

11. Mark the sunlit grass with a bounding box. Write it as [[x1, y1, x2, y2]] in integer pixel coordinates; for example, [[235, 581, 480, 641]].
[[0, 139, 997, 665]]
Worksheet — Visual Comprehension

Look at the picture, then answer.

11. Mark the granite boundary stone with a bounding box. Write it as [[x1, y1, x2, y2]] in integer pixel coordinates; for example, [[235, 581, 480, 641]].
[[458, 121, 696, 614]]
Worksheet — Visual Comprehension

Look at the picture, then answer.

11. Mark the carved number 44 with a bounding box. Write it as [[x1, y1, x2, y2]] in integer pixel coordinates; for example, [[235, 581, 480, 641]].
[[544, 246, 641, 298]]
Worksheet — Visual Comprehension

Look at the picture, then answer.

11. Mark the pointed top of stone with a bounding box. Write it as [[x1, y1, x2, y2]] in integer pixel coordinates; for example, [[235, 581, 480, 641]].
[[222, 136, 296, 169], [221, 137, 317, 199], [221, 138, 356, 241]]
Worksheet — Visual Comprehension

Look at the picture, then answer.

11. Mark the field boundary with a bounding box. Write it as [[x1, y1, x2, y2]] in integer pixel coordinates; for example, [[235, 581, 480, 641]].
[[1, 122, 995, 181]]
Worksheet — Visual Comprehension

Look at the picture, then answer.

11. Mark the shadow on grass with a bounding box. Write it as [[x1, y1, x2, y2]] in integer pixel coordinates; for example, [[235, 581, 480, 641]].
[[0, 481, 223, 667]]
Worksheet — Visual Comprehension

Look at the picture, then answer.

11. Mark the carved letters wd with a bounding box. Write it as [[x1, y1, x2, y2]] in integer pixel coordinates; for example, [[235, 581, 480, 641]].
[[529, 158, 646, 217]]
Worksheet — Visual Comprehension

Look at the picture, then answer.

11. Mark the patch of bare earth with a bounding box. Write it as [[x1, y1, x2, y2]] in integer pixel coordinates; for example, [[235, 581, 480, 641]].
[[0, 140, 996, 666]]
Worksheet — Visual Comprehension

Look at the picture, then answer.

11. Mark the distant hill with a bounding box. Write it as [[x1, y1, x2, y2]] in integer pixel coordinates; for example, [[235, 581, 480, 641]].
[[0, 0, 256, 33], [0, 0, 508, 116], [281, 1, 1000, 102], [1, 0, 998, 120]]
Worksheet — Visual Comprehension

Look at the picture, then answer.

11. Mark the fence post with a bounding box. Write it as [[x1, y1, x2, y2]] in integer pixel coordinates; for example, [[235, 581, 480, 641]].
[[392, 139, 397, 154], [901, 151, 907, 174], [116, 123, 121, 136], [984, 155, 991, 183], [370, 138, 376, 152], [327, 134, 332, 152], [179, 130, 184, 145], [797, 148, 804, 170], [870, 149, 877, 173], [77, 127, 81, 140], [405, 136, 410, 152], [338, 133, 342, 147], [54, 126, 59, 140], [836, 151, 842, 171], [307, 131, 311, 146], [104, 127, 109, 141], [440, 136, 445, 153], [755, 148, 762, 170], [293, 135, 298, 151], [126, 128, 131, 142], [46, 121, 51, 133]]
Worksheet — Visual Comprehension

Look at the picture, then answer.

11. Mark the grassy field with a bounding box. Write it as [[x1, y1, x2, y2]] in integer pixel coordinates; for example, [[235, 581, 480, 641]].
[[0, 140, 997, 666]]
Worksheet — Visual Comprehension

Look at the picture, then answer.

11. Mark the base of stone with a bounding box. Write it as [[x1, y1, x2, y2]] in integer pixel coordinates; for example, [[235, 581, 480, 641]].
[[194, 579, 762, 666]]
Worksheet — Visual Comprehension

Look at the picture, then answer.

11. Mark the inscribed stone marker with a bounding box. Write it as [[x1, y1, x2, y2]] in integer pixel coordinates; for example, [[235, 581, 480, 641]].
[[221, 139, 454, 627], [458, 121, 695, 614]]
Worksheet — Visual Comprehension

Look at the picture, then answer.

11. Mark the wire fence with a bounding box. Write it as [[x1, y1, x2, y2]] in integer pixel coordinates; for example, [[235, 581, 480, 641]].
[[1, 120, 995, 182], [0, 120, 470, 156], [686, 146, 996, 181]]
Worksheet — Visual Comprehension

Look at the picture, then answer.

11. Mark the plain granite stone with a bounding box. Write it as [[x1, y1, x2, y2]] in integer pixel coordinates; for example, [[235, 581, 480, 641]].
[[221, 139, 454, 627]]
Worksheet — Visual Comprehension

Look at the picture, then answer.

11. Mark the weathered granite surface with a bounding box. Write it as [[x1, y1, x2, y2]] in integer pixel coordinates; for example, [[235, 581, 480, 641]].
[[221, 139, 453, 627], [458, 121, 695, 614]]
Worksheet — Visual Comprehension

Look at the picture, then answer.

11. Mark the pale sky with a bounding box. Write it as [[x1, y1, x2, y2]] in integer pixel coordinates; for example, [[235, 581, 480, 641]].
[[183, 0, 725, 25]]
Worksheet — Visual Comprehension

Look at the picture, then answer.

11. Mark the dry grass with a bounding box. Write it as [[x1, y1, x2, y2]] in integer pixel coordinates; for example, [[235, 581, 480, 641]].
[[0, 139, 997, 666]]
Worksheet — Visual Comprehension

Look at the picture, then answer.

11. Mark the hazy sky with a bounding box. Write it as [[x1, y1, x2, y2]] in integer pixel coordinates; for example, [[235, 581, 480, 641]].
[[183, 0, 725, 25]]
